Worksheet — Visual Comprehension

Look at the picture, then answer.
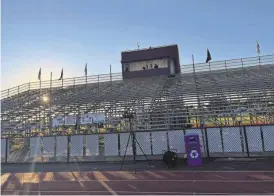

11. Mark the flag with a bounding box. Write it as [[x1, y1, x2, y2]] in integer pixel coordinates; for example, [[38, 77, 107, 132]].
[[137, 42, 140, 49], [38, 68, 41, 80], [206, 48, 212, 63], [84, 63, 87, 76], [59, 68, 63, 80], [256, 40, 260, 55]]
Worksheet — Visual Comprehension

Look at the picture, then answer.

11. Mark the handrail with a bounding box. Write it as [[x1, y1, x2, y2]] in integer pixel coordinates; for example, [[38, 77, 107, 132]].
[[1, 54, 274, 99]]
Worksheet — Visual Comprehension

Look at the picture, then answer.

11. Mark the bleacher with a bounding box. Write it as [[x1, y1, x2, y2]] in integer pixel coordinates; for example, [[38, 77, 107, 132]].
[[1, 54, 274, 134]]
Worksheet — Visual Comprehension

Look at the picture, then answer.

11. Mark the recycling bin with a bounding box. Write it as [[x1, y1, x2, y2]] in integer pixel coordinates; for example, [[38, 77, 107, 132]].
[[184, 133, 202, 166]]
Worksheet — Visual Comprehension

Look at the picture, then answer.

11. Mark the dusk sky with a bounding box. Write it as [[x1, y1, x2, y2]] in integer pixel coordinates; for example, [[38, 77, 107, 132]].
[[2, 0, 274, 90]]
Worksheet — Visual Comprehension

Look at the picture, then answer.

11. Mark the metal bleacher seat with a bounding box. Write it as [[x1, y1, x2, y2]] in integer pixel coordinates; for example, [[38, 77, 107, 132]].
[[1, 54, 274, 134]]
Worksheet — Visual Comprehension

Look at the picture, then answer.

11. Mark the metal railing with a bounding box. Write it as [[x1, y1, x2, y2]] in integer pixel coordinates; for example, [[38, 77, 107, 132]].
[[181, 54, 274, 73], [1, 54, 273, 99], [1, 73, 123, 100]]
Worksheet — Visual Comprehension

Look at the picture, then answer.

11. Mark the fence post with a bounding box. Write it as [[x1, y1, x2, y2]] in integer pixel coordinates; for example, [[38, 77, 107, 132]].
[[166, 131, 170, 151], [239, 126, 246, 155], [243, 126, 250, 157], [41, 137, 44, 162], [204, 128, 210, 158], [132, 132, 136, 162], [220, 127, 225, 153], [149, 133, 153, 155], [67, 135, 71, 163], [83, 135, 86, 157], [260, 125, 266, 152], [5, 138, 8, 163], [54, 136, 57, 161], [118, 133, 121, 156]]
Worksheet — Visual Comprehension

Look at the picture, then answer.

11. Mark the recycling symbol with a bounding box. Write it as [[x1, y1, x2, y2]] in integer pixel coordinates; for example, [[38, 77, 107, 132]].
[[190, 150, 199, 159]]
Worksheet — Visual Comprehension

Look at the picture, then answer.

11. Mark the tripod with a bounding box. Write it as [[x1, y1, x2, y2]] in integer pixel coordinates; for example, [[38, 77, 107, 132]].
[[120, 115, 151, 172]]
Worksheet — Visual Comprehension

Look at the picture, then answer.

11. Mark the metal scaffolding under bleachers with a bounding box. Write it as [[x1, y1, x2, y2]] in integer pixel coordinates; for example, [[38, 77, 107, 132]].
[[1, 54, 274, 135]]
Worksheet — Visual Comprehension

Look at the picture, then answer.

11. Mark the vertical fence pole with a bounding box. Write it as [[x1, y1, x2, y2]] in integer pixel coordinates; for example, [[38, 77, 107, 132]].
[[41, 137, 44, 162], [204, 128, 210, 158], [166, 132, 170, 151], [118, 133, 121, 156], [220, 127, 225, 153], [54, 136, 57, 161], [83, 135, 86, 157], [243, 126, 250, 157], [260, 125, 265, 152], [150, 133, 153, 155], [239, 126, 246, 155], [67, 135, 71, 163], [5, 138, 8, 163]]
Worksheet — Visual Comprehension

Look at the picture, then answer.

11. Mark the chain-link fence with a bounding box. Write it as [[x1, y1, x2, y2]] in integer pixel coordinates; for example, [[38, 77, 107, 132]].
[[1, 124, 274, 164]]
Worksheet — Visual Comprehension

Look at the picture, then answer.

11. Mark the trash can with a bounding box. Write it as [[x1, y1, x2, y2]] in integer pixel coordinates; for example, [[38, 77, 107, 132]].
[[184, 133, 202, 166]]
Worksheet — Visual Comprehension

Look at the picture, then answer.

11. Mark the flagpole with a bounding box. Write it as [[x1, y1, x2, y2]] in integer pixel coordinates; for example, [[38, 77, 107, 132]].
[[192, 55, 198, 128], [50, 72, 52, 89], [110, 64, 112, 93], [192, 55, 204, 128], [257, 40, 261, 68], [84, 64, 88, 118], [192, 55, 197, 79], [110, 64, 112, 82], [258, 53, 261, 68], [192, 55, 207, 155], [60, 68, 64, 88], [85, 63, 88, 85], [49, 72, 53, 135], [39, 70, 42, 133], [62, 77, 64, 89]]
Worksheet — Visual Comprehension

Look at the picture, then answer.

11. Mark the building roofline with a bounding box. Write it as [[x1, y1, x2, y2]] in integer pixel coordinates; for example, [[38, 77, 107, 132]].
[[121, 44, 178, 53]]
